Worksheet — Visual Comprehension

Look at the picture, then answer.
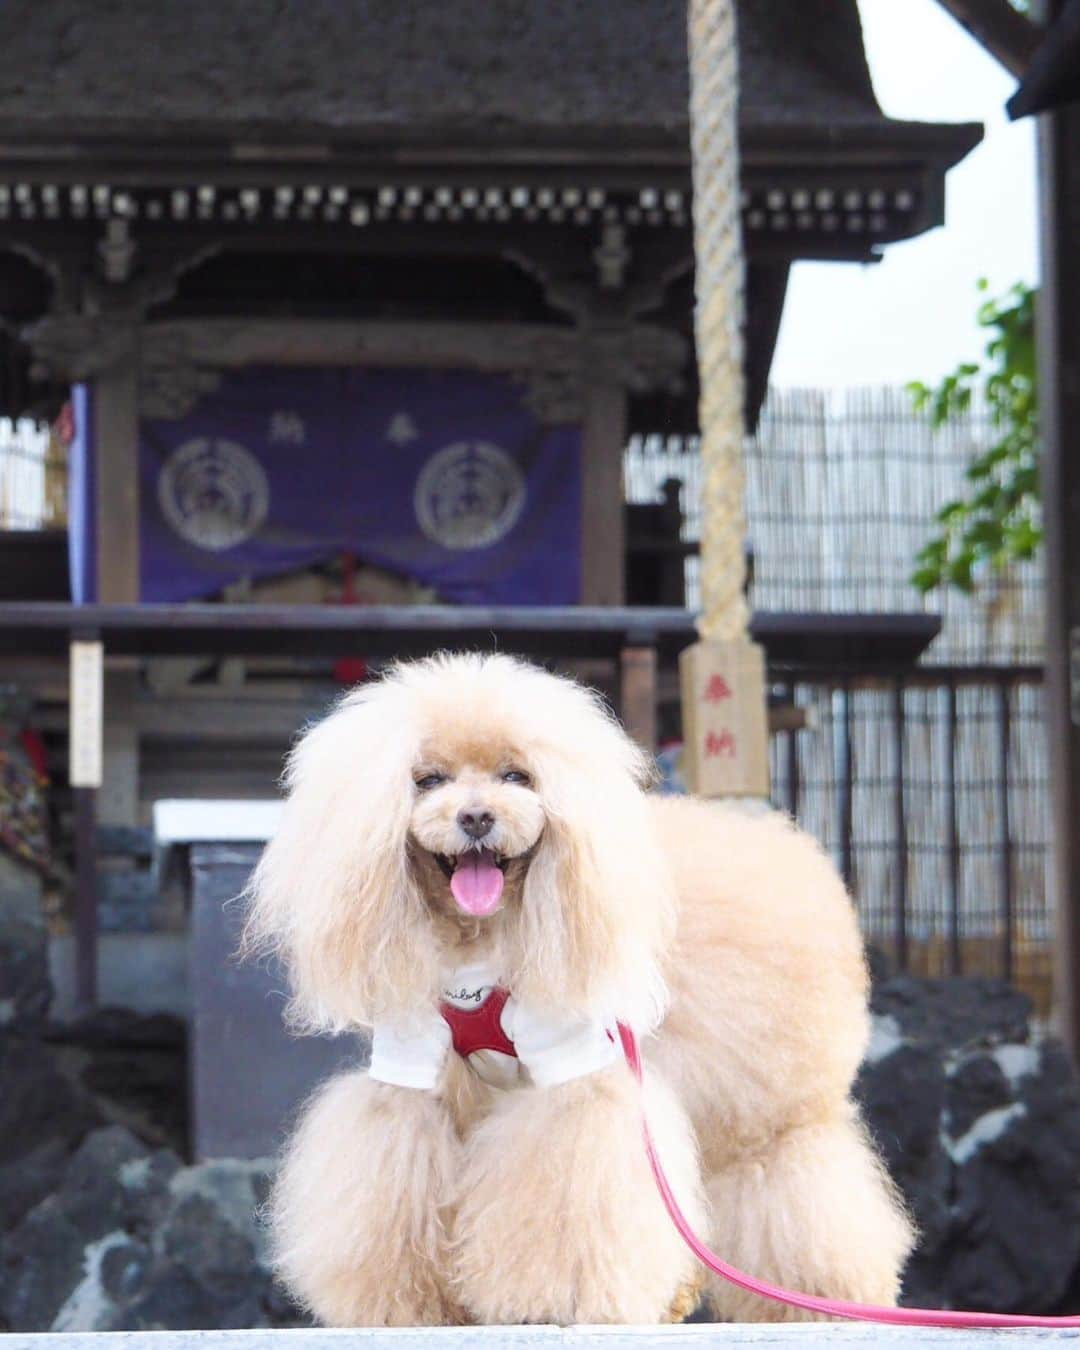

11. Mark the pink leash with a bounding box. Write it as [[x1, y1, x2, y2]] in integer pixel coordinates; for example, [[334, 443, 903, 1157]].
[[618, 1023, 1080, 1329]]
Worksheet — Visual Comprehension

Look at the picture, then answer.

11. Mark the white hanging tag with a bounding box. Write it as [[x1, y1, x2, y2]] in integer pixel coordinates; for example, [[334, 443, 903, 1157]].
[[69, 640, 104, 789]]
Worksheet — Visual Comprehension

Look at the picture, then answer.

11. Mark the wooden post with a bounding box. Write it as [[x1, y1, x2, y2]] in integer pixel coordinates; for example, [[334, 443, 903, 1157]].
[[94, 360, 140, 605], [76, 353, 141, 1008], [1038, 93, 1080, 1062], [69, 636, 104, 1011], [93, 358, 141, 826], [580, 379, 627, 606], [73, 787, 98, 1010], [679, 638, 769, 797], [100, 672, 140, 826], [620, 644, 658, 753]]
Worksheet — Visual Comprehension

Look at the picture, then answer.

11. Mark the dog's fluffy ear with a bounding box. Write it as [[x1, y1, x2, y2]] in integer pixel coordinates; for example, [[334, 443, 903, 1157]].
[[510, 678, 675, 1032], [242, 680, 438, 1031]]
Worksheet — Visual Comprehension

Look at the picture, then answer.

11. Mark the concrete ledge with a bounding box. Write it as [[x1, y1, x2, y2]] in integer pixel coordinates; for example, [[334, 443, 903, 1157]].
[[0, 1326, 1074, 1348]]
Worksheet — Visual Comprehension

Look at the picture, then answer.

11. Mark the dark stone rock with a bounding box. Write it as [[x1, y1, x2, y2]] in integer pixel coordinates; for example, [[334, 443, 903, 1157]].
[[116, 1263, 263, 1332], [0, 852, 51, 1030], [859, 1044, 946, 1183], [57, 1126, 151, 1242], [946, 1061, 1080, 1314], [99, 1239, 154, 1305], [0, 1015, 184, 1236], [865, 944, 893, 988], [858, 977, 1080, 1316], [0, 931, 51, 1029], [870, 977, 1031, 1051], [0, 1195, 87, 1331], [161, 1193, 257, 1302], [169, 1159, 269, 1257], [0, 1137, 68, 1232], [0, 1034, 102, 1169], [64, 1122, 151, 1178], [856, 1042, 952, 1305], [0, 1126, 183, 1330], [56, 1126, 180, 1244], [946, 1054, 1014, 1142]]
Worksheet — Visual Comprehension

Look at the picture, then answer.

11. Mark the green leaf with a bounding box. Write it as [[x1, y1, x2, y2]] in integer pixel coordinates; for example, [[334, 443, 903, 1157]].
[[908, 280, 1040, 596], [946, 555, 975, 593], [916, 535, 950, 564], [966, 460, 991, 483], [911, 565, 942, 594], [935, 499, 966, 524], [1004, 518, 1043, 560], [972, 484, 1003, 511], [966, 519, 1004, 549]]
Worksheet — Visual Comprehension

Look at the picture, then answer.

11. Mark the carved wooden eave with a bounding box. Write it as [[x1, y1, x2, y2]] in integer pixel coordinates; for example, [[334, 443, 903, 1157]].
[[0, 160, 978, 263], [24, 317, 688, 423], [506, 231, 694, 326]]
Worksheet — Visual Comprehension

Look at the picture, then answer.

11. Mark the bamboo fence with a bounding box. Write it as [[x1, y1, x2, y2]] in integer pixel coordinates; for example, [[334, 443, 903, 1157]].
[[627, 386, 1050, 1005]]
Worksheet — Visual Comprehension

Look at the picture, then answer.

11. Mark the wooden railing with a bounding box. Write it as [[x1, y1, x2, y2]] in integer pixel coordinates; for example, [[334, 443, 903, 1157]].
[[763, 663, 1049, 1011]]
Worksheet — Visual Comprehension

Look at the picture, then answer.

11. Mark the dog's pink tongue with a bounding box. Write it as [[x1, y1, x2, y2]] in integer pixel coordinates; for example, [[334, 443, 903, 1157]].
[[450, 850, 504, 916]]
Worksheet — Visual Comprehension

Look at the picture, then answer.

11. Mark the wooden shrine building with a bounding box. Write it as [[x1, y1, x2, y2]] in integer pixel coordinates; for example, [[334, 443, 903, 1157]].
[[0, 1, 980, 1012], [0, 0, 979, 602]]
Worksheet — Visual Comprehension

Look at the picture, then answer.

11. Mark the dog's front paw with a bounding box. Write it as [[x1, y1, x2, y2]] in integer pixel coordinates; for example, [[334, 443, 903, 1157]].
[[452, 1066, 704, 1324], [271, 1072, 465, 1326]]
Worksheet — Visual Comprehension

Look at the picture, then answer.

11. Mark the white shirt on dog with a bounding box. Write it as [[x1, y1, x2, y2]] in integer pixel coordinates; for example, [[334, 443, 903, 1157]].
[[367, 960, 620, 1091]]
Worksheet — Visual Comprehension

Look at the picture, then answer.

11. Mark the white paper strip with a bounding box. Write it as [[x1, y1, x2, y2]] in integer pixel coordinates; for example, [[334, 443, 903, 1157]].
[[69, 640, 104, 788]]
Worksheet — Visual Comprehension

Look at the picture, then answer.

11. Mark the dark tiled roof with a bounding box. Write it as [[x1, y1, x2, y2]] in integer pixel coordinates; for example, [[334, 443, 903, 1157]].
[[0, 0, 966, 153]]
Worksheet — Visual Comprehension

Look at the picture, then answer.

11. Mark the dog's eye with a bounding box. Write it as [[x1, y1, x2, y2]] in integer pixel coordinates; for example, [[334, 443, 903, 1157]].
[[501, 769, 530, 785], [414, 773, 448, 791]]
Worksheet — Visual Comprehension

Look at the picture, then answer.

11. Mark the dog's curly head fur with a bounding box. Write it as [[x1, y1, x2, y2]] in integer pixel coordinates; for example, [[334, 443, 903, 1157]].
[[243, 653, 674, 1033]]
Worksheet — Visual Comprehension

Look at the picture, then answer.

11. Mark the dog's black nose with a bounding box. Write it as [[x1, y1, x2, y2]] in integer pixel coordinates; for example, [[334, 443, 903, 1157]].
[[458, 808, 495, 840]]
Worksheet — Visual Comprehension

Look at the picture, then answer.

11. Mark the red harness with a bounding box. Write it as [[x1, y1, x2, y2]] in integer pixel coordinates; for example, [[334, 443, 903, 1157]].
[[438, 987, 517, 1060]]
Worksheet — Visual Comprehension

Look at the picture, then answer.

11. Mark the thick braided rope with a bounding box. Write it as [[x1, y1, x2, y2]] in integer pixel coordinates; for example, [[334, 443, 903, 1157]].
[[689, 0, 749, 641]]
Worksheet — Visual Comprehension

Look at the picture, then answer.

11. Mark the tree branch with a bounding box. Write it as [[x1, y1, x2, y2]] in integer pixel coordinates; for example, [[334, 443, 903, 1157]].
[[932, 0, 1043, 77]]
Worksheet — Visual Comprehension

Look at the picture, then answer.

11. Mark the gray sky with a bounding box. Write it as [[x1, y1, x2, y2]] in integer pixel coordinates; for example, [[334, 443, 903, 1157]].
[[768, 0, 1039, 390]]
